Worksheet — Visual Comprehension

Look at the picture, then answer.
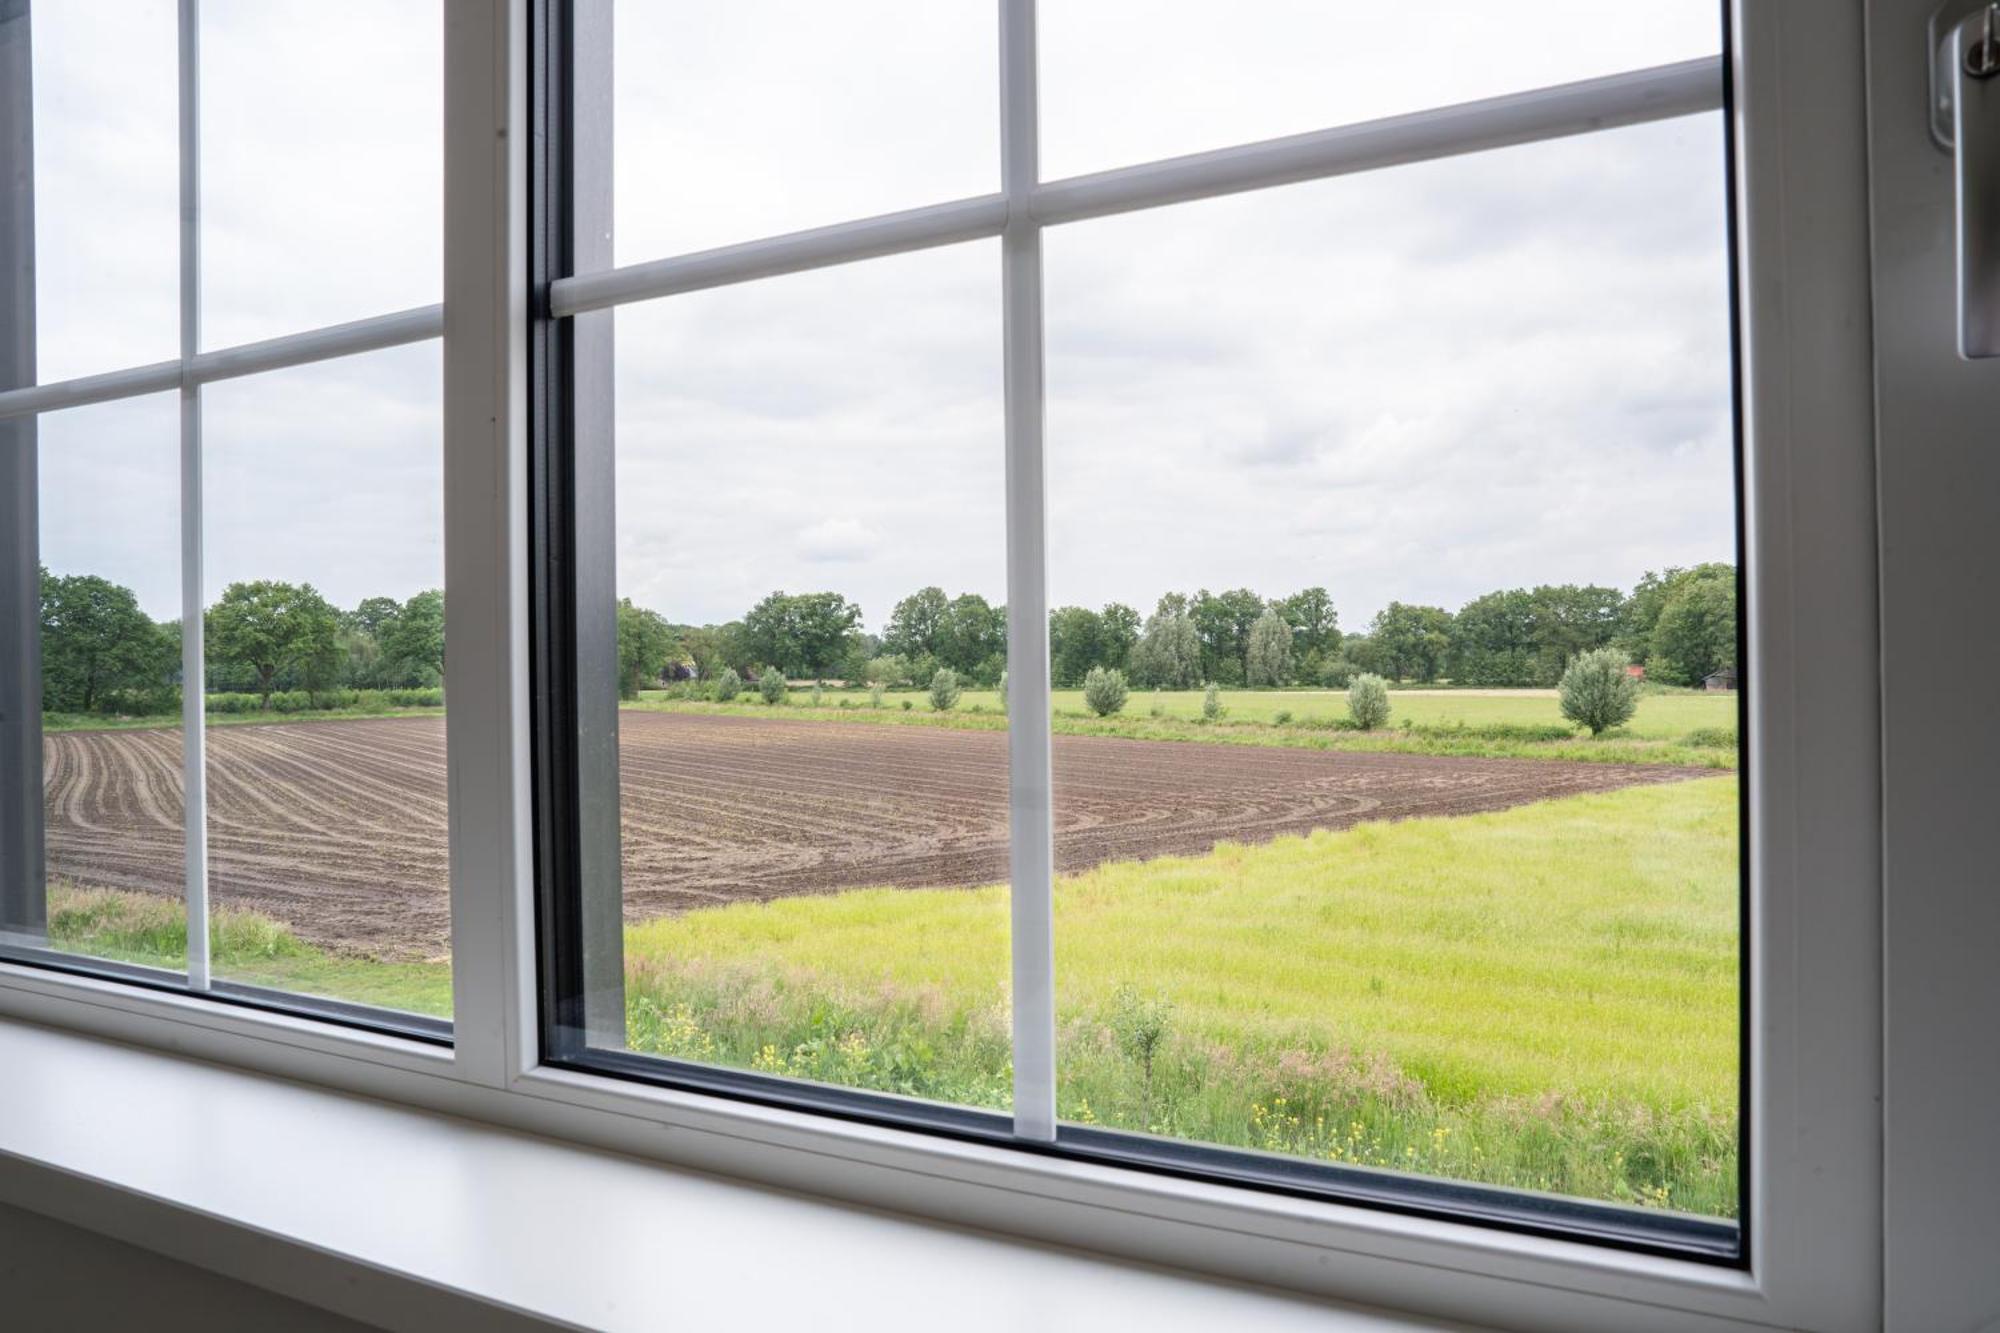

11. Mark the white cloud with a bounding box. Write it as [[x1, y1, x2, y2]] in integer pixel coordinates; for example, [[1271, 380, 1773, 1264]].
[[796, 518, 882, 565]]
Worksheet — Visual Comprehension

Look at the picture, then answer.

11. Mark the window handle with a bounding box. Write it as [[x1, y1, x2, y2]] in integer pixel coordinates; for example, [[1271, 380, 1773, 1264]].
[[1935, 3, 2000, 358]]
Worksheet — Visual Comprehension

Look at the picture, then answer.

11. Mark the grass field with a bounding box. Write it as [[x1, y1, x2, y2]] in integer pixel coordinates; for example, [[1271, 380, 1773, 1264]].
[[46, 776, 1740, 1215], [632, 685, 1737, 769], [43, 703, 446, 734]]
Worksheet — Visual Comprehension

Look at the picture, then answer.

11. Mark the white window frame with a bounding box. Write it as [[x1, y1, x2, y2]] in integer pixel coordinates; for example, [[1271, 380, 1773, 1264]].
[[0, 3, 1897, 1329]]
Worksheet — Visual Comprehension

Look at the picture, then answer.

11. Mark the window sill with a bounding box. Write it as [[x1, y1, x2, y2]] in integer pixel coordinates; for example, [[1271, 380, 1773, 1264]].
[[0, 1017, 1472, 1332]]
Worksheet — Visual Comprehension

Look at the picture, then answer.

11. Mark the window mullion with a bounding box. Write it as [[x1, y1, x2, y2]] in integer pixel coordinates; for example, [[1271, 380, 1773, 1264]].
[[0, 0, 42, 951], [177, 0, 210, 991], [1000, 0, 1056, 1144]]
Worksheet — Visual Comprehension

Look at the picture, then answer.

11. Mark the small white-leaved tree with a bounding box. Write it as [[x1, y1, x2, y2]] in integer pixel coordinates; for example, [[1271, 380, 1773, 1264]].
[[929, 666, 961, 712], [1202, 682, 1223, 721], [1348, 673, 1391, 729], [1559, 646, 1640, 736], [759, 665, 786, 705], [1245, 607, 1294, 687], [1083, 665, 1129, 717], [714, 667, 741, 701]]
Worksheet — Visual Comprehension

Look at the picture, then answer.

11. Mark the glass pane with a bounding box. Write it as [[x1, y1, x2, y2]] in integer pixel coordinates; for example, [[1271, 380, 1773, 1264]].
[[29, 0, 178, 382], [1041, 0, 1722, 180], [599, 243, 1009, 1109], [33, 394, 186, 973], [200, 0, 441, 347], [200, 342, 448, 1017], [608, 1, 998, 262], [1044, 116, 1740, 1219]]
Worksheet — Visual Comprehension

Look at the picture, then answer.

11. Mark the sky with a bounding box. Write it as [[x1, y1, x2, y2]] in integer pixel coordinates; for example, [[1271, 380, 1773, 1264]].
[[30, 1, 1731, 637]]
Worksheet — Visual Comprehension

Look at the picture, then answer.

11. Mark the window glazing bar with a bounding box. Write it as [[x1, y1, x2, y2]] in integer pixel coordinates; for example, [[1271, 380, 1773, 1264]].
[[1030, 55, 1721, 227], [548, 193, 1010, 318], [178, 0, 208, 990], [0, 304, 445, 423], [546, 56, 1720, 323], [1000, 0, 1056, 1145]]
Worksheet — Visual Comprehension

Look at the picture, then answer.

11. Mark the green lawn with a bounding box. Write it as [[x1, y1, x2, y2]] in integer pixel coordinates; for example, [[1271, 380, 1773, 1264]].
[[47, 776, 1740, 1216]]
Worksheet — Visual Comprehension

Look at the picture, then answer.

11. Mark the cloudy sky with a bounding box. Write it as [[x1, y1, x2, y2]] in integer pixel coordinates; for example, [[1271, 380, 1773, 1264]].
[[31, 1, 1730, 638]]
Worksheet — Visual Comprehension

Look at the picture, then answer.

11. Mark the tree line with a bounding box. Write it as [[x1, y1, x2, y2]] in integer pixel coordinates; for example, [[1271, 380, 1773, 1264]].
[[37, 568, 445, 715], [620, 564, 1737, 698]]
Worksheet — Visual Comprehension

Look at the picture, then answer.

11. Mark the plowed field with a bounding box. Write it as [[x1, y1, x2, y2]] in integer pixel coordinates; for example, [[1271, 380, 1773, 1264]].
[[44, 712, 1703, 958]]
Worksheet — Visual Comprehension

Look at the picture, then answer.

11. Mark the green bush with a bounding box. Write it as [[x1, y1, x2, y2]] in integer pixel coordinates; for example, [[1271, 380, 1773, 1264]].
[[1201, 682, 1223, 722], [714, 668, 742, 702], [1318, 657, 1356, 688], [1682, 726, 1738, 748], [901, 698, 914, 711], [758, 667, 787, 705], [1082, 665, 1129, 717], [929, 667, 961, 712], [1559, 648, 1641, 736], [1348, 673, 1391, 729], [1273, 709, 1293, 725], [203, 687, 443, 715], [869, 683, 884, 709], [809, 683, 823, 707], [998, 670, 1009, 718]]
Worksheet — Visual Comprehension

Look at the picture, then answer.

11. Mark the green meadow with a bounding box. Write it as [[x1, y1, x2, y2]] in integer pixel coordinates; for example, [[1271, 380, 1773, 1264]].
[[47, 775, 1740, 1216]]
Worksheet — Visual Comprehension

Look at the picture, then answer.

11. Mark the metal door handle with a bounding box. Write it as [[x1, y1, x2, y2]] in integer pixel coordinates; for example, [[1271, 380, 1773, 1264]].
[[1935, 3, 2000, 358]]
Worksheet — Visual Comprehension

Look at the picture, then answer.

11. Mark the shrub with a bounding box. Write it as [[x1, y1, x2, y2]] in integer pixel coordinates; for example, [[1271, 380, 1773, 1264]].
[[1082, 665, 1129, 717], [1559, 648, 1642, 736], [929, 667, 961, 712], [1317, 657, 1356, 689], [1201, 682, 1223, 722], [1109, 985, 1174, 1127], [837, 697, 852, 709], [758, 667, 787, 705], [998, 670, 1009, 718], [901, 698, 914, 711], [869, 683, 884, 709], [1682, 726, 1737, 748], [1348, 673, 1391, 729], [809, 683, 823, 707], [1273, 709, 1293, 725], [714, 668, 742, 702]]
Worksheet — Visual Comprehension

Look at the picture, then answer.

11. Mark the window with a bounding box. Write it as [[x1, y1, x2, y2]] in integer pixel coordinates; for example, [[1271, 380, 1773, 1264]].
[[0, 0, 449, 1035], [533, 0, 1742, 1258], [0, 5, 1909, 1326]]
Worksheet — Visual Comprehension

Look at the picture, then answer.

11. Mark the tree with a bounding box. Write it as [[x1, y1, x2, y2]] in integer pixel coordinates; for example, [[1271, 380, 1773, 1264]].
[[1129, 609, 1202, 689], [1278, 586, 1338, 659], [1244, 607, 1294, 686], [1048, 606, 1104, 687], [39, 570, 175, 714], [205, 580, 339, 707], [1527, 584, 1624, 683], [742, 591, 862, 679], [1098, 602, 1141, 672], [928, 667, 961, 711], [615, 599, 676, 700], [1348, 673, 1391, 729], [1189, 588, 1264, 684], [1559, 648, 1641, 736], [346, 596, 403, 639], [937, 593, 1005, 675], [1650, 567, 1737, 685], [883, 586, 949, 662], [714, 667, 742, 701], [1082, 665, 1129, 717], [758, 664, 787, 704], [1448, 589, 1539, 686], [1369, 603, 1453, 683], [380, 588, 446, 686]]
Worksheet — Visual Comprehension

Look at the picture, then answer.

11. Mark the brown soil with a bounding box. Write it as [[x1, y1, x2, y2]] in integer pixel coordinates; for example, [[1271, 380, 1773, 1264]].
[[43, 712, 1705, 960]]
